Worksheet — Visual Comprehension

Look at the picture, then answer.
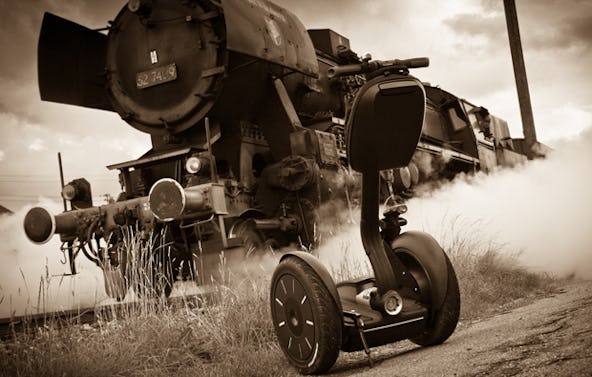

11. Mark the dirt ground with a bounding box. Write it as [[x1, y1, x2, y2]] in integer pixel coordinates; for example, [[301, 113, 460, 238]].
[[328, 281, 592, 377]]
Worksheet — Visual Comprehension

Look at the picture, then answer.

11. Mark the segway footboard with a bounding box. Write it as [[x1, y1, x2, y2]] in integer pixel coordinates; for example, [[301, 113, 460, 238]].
[[337, 277, 429, 352]]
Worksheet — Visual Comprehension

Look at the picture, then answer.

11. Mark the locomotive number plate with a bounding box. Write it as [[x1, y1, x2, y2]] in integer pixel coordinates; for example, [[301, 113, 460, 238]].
[[136, 63, 177, 89]]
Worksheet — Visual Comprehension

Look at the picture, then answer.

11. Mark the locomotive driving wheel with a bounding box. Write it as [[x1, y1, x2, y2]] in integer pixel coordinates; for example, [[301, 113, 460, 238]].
[[228, 219, 266, 256], [270, 257, 341, 375]]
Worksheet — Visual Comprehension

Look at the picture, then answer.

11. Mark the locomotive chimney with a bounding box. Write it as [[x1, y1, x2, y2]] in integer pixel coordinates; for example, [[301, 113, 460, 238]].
[[503, 0, 537, 160]]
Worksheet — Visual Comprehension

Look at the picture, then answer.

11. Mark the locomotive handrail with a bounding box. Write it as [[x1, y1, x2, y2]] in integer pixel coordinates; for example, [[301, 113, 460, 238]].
[[327, 57, 429, 79]]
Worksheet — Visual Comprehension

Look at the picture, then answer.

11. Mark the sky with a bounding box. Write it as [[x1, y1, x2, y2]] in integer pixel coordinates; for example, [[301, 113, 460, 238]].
[[0, 1, 591, 317]]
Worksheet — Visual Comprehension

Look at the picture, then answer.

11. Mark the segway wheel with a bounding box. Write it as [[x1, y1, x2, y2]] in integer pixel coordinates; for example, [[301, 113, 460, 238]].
[[270, 257, 341, 375], [410, 254, 460, 346]]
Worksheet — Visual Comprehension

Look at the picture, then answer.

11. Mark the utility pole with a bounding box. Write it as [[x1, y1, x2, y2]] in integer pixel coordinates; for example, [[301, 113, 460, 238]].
[[503, 0, 537, 159]]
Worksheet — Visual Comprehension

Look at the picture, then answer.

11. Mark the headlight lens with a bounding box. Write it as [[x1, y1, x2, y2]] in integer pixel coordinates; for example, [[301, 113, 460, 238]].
[[185, 157, 202, 174], [61, 184, 76, 201]]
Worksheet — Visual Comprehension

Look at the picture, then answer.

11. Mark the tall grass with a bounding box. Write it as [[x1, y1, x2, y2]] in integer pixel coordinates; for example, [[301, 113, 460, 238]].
[[437, 217, 557, 320], [1, 275, 288, 377], [1, 219, 559, 377]]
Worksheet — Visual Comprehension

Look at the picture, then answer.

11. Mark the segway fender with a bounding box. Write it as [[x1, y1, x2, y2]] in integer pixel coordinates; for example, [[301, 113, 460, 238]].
[[390, 231, 448, 310], [280, 251, 342, 312]]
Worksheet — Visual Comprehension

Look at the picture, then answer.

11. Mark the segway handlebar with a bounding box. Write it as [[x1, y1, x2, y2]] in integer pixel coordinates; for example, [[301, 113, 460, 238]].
[[327, 57, 429, 79]]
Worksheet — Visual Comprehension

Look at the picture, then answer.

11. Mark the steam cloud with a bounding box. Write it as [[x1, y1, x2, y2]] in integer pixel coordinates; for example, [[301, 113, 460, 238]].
[[0, 201, 107, 319], [405, 129, 592, 279], [318, 128, 592, 280]]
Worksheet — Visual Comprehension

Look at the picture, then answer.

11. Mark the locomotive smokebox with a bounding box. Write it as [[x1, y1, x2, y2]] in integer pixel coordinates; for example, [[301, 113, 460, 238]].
[[38, 0, 319, 136]]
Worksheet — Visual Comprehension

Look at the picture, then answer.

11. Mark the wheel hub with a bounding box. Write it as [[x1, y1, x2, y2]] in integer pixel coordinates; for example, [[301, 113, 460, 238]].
[[286, 298, 304, 335]]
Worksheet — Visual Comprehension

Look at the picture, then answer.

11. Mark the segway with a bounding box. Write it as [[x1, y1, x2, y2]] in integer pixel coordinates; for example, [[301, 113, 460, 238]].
[[270, 61, 461, 374]]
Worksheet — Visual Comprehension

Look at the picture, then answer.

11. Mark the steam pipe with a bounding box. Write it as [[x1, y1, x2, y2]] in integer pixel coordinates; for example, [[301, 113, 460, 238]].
[[204, 117, 218, 183], [248, 218, 298, 232]]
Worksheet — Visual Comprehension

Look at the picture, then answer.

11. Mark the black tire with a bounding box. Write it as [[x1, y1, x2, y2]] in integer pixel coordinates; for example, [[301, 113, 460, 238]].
[[270, 257, 342, 375], [410, 254, 460, 346]]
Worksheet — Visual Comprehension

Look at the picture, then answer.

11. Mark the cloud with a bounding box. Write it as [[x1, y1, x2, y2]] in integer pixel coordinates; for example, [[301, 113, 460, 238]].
[[536, 104, 592, 142], [444, 12, 502, 37], [0, 0, 122, 124], [514, 0, 592, 52], [28, 137, 46, 151], [0, 111, 148, 211], [443, 12, 506, 52]]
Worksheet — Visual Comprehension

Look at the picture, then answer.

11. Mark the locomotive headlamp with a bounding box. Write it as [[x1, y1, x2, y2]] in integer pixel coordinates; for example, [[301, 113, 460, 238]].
[[60, 178, 93, 209], [61, 184, 77, 201], [128, 0, 151, 15], [185, 156, 202, 174], [185, 156, 210, 175]]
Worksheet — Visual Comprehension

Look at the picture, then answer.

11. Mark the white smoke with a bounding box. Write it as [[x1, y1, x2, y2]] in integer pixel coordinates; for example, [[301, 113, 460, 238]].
[[0, 200, 107, 319], [405, 128, 592, 279], [317, 128, 592, 281]]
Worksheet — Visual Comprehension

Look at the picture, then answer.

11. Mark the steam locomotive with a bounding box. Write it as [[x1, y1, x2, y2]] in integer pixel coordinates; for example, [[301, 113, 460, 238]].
[[23, 0, 541, 297], [21, 0, 555, 373]]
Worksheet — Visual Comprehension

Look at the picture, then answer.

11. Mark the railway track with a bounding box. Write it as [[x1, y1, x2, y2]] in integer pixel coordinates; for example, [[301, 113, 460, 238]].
[[0, 307, 97, 340], [0, 288, 216, 341]]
